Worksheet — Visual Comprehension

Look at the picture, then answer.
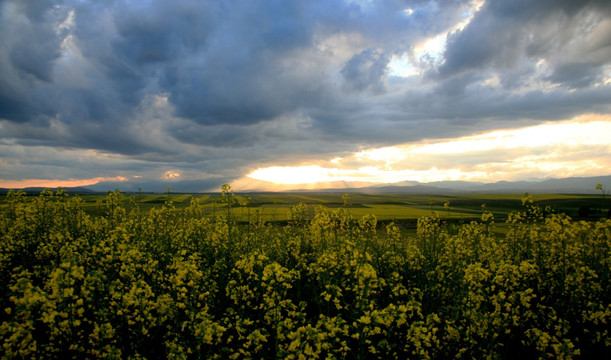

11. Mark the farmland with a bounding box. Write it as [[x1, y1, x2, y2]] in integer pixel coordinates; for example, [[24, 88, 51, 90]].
[[15, 190, 606, 223], [0, 188, 609, 359]]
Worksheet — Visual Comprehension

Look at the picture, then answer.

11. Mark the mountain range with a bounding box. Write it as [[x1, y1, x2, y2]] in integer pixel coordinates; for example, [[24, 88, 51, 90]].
[[1, 175, 609, 195], [314, 175, 611, 195]]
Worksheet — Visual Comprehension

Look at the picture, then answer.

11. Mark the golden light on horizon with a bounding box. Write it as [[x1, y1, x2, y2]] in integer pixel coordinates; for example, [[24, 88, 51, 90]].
[[245, 115, 611, 189], [248, 165, 346, 185], [2, 116, 609, 192]]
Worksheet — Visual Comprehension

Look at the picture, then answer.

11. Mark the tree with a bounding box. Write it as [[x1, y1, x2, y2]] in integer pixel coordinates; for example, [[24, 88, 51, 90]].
[[595, 183, 606, 199]]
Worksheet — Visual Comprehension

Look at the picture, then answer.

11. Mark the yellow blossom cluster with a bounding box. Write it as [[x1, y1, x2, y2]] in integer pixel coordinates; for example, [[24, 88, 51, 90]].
[[0, 189, 609, 359]]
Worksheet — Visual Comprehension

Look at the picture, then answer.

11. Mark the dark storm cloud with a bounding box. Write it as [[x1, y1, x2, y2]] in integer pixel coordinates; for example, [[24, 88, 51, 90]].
[[341, 49, 389, 94], [4, 0, 63, 83], [546, 62, 606, 89], [0, 0, 463, 132], [439, 0, 611, 78], [1, 0, 610, 190], [0, 0, 66, 122], [0, 90, 30, 123], [112, 1, 218, 64], [171, 123, 261, 148], [113, 0, 320, 126], [9, 34, 59, 83]]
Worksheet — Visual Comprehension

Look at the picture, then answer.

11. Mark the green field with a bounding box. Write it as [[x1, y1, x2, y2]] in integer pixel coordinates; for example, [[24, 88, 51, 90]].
[[2, 191, 608, 224]]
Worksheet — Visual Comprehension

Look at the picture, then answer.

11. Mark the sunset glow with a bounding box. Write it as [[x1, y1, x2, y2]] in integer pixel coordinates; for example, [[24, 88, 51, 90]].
[[246, 116, 611, 189], [0, 177, 127, 190]]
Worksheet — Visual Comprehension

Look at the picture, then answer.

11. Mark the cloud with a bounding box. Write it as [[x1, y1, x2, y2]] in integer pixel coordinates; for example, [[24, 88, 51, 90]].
[[545, 62, 607, 89], [163, 170, 181, 180], [341, 49, 389, 94], [3, 1, 64, 83], [0, 0, 609, 191], [242, 116, 611, 188], [440, 0, 611, 74], [0, 176, 127, 189]]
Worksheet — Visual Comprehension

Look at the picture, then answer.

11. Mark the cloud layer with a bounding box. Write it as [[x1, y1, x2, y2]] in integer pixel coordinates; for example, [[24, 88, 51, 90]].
[[244, 116, 611, 188], [0, 0, 610, 191]]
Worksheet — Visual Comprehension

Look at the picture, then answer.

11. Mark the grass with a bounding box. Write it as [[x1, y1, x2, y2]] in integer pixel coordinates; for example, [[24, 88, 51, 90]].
[[1, 191, 608, 222], [348, 204, 475, 220]]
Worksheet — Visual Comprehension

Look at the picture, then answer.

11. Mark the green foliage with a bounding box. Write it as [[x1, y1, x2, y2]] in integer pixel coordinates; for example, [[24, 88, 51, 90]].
[[0, 189, 609, 359]]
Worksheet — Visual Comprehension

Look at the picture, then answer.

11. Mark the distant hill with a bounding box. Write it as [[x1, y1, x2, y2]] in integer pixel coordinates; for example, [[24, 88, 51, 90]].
[[283, 175, 611, 195], [2, 175, 609, 195]]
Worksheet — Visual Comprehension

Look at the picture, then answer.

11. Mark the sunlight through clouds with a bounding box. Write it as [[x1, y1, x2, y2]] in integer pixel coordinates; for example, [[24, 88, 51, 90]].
[[388, 0, 483, 78], [163, 170, 181, 180], [246, 115, 611, 188]]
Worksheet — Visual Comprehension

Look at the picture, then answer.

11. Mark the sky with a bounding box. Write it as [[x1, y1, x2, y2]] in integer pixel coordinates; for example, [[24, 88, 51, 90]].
[[0, 0, 610, 192]]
